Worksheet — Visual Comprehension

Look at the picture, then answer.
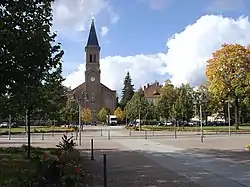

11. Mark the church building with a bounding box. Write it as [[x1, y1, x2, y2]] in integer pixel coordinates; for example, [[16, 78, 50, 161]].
[[72, 18, 117, 116]]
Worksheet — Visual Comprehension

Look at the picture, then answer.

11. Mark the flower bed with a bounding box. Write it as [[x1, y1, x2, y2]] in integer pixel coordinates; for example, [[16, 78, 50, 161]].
[[0, 135, 92, 187]]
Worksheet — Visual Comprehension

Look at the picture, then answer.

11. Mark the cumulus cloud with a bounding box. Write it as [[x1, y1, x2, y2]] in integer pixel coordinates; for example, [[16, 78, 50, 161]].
[[52, 0, 118, 38], [64, 15, 250, 92], [100, 26, 109, 37]]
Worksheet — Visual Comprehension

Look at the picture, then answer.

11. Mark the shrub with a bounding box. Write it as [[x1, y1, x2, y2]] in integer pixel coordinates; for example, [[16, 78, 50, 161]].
[[56, 134, 76, 153], [17, 135, 89, 187], [245, 144, 250, 151]]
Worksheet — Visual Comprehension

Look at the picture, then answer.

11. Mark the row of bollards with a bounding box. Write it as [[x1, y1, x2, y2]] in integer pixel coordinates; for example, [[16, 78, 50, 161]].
[[90, 138, 107, 187]]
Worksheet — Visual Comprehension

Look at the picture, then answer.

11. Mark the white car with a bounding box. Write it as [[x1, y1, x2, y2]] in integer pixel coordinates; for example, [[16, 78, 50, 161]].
[[0, 122, 8, 128]]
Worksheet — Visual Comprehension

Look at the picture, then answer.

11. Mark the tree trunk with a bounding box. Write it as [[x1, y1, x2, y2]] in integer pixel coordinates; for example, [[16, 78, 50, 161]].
[[27, 109, 31, 159], [205, 115, 208, 126], [234, 96, 239, 130]]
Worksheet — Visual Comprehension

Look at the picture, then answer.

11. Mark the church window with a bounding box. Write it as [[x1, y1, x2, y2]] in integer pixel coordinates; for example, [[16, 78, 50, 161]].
[[90, 54, 93, 62], [91, 93, 95, 103], [93, 54, 96, 62]]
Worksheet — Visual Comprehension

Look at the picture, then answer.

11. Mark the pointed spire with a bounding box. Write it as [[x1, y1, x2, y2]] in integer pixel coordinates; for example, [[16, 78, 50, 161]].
[[86, 15, 100, 47]]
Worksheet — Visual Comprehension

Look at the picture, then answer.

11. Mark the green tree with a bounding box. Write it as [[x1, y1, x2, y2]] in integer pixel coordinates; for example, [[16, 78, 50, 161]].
[[98, 108, 108, 123], [120, 72, 135, 108], [125, 92, 149, 121], [156, 80, 177, 121], [176, 83, 194, 122], [60, 94, 78, 124], [206, 44, 250, 129], [195, 84, 214, 125], [1, 0, 64, 158]]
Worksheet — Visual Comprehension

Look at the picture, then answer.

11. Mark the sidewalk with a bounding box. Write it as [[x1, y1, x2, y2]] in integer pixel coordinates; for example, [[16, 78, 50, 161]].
[[78, 139, 200, 187], [114, 138, 250, 187]]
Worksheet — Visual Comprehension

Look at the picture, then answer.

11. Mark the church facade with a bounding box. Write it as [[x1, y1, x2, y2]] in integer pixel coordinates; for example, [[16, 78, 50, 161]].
[[72, 19, 117, 116]]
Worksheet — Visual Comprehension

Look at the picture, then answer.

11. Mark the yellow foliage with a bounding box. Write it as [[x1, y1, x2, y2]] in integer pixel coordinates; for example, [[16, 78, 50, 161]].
[[206, 43, 250, 99], [81, 108, 92, 123], [114, 107, 125, 122]]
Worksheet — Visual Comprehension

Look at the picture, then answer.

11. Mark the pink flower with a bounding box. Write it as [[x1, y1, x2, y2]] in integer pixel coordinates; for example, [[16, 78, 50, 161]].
[[75, 167, 81, 174]]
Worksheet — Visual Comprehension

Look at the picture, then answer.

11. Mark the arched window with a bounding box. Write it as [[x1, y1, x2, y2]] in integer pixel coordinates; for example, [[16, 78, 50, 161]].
[[90, 54, 93, 62], [91, 93, 95, 103], [93, 54, 96, 62]]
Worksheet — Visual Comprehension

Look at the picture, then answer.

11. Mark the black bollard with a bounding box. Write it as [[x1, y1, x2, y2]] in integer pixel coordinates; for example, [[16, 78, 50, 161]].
[[91, 139, 94, 160], [42, 131, 44, 140], [101, 129, 103, 136], [145, 130, 147, 139], [103, 154, 107, 187]]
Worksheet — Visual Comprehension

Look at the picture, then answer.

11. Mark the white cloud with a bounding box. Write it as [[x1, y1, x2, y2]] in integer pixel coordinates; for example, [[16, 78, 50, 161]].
[[52, 0, 118, 37], [100, 26, 109, 37], [64, 15, 250, 93]]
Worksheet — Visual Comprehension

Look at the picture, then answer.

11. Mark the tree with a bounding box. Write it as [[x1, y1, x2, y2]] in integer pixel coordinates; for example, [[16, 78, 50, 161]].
[[172, 84, 194, 122], [1, 0, 64, 158], [206, 44, 250, 129], [125, 92, 149, 121], [120, 72, 135, 108], [195, 84, 214, 125], [156, 80, 177, 121], [82, 108, 92, 123], [98, 108, 108, 123], [114, 107, 125, 123], [60, 94, 78, 124]]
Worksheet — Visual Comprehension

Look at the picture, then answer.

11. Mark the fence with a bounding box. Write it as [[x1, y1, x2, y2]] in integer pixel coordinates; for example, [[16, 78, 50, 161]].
[[0, 127, 244, 140]]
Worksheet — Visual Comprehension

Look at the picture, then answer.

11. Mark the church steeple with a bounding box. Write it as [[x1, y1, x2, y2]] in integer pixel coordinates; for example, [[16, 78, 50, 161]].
[[86, 17, 100, 48]]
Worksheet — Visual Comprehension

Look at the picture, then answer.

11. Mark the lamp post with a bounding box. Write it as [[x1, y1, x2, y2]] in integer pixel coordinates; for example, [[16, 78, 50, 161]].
[[228, 100, 231, 136], [200, 102, 204, 143], [5, 93, 12, 140], [195, 93, 204, 143]]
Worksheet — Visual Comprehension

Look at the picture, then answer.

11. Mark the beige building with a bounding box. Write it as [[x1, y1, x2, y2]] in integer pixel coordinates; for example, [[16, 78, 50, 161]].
[[72, 19, 117, 117]]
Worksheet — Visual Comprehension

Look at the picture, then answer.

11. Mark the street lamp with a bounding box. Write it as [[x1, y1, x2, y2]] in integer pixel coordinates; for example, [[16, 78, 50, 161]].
[[194, 94, 204, 143], [5, 92, 12, 140], [199, 101, 204, 143], [228, 100, 231, 136], [74, 91, 88, 146]]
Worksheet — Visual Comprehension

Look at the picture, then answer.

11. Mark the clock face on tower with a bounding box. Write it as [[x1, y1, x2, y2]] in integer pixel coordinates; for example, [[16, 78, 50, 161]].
[[90, 76, 95, 82]]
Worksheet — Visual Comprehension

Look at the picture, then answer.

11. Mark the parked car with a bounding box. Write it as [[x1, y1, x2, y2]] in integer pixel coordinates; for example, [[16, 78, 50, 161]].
[[0, 122, 8, 128]]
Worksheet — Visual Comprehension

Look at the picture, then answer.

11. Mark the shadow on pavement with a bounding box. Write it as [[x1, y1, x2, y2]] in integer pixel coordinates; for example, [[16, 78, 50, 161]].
[[80, 148, 250, 187], [80, 148, 201, 187]]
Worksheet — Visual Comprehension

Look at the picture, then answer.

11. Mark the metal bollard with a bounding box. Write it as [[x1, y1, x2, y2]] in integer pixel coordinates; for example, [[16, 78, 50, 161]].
[[101, 129, 103, 136], [103, 154, 107, 187], [152, 130, 154, 136], [108, 130, 110, 140], [174, 127, 177, 139], [145, 130, 147, 139], [52, 130, 54, 137], [91, 139, 94, 160], [129, 129, 131, 136], [42, 131, 44, 140]]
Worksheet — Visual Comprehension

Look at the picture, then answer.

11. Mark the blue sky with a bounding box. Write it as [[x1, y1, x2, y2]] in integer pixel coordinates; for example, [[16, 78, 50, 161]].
[[52, 0, 250, 91]]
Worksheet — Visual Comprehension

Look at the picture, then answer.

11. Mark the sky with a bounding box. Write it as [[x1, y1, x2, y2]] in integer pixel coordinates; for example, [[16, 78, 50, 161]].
[[52, 0, 250, 96]]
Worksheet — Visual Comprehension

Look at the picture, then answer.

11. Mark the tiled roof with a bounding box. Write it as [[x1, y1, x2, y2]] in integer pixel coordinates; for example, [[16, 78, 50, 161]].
[[143, 82, 162, 98]]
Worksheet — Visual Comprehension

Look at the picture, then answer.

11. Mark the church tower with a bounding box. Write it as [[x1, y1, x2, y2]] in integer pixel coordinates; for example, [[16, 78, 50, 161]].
[[85, 18, 101, 116]]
